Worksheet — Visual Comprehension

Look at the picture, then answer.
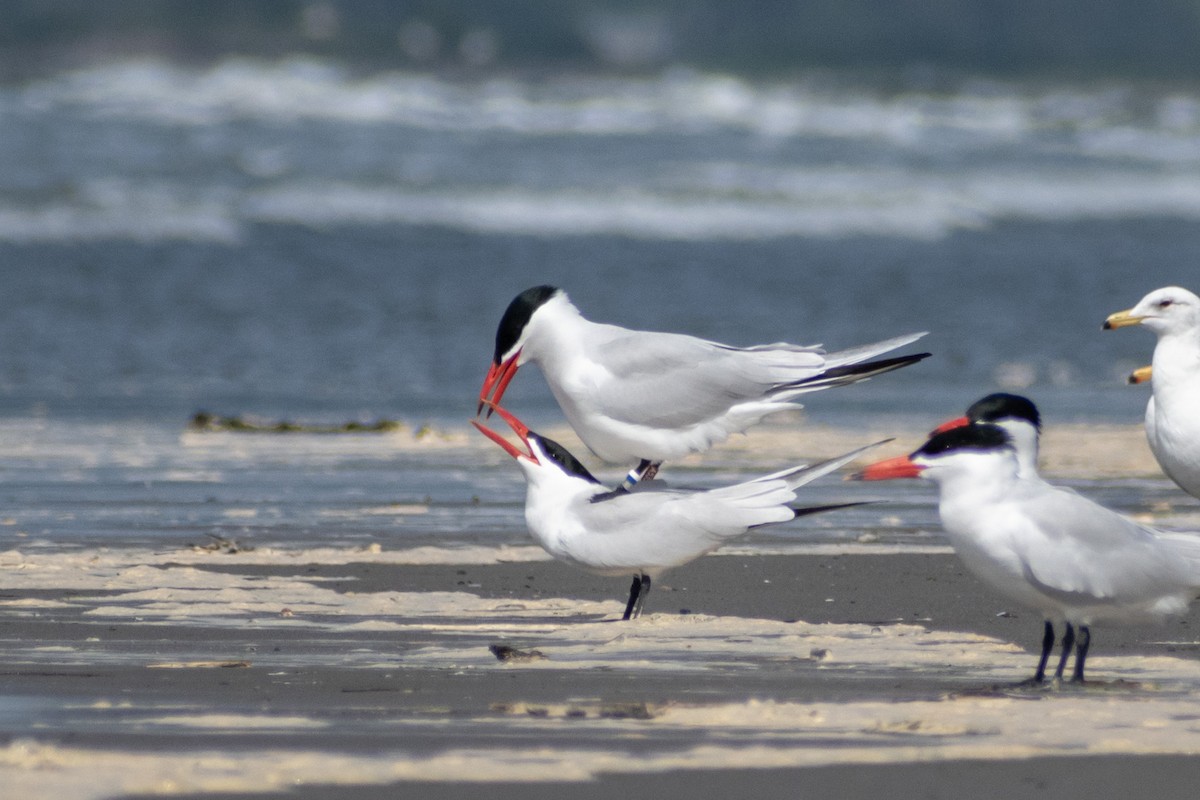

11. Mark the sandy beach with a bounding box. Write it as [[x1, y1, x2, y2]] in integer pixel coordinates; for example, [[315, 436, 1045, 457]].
[[5, 526, 1200, 799], [4, 420, 1200, 799]]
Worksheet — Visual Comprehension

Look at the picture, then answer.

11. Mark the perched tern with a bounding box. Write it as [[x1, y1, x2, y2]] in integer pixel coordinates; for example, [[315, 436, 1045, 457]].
[[854, 419, 1200, 683], [474, 402, 882, 619], [479, 285, 929, 485], [1105, 287, 1200, 500]]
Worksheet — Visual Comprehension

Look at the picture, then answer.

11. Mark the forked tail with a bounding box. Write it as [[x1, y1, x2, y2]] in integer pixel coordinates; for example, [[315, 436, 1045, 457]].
[[773, 352, 931, 396]]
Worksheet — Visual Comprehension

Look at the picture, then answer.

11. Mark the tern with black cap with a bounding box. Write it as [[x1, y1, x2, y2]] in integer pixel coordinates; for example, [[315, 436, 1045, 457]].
[[479, 285, 928, 488], [475, 402, 884, 619], [856, 414, 1200, 684]]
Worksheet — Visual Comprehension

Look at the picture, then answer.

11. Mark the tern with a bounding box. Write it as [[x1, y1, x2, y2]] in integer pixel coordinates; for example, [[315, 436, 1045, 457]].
[[932, 392, 1044, 481], [1105, 287, 1200, 500], [474, 402, 883, 619], [930, 393, 1071, 678], [479, 285, 929, 486], [854, 420, 1200, 683]]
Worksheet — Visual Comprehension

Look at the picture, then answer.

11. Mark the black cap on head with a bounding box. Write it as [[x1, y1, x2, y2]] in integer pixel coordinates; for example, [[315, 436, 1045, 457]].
[[530, 432, 601, 485], [494, 286, 560, 364], [965, 393, 1041, 430], [916, 423, 1012, 459]]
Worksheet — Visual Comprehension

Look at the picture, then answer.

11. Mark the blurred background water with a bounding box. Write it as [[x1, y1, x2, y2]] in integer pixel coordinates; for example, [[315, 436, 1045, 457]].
[[2, 1, 1199, 549]]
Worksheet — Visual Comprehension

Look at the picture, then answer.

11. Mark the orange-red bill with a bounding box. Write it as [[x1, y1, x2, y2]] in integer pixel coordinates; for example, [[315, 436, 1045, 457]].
[[472, 401, 537, 462], [477, 352, 521, 416], [485, 401, 530, 438], [931, 415, 969, 436], [853, 454, 924, 481]]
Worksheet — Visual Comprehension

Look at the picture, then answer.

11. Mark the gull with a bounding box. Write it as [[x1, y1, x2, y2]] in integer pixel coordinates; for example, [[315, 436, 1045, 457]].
[[475, 402, 882, 619], [1105, 286, 1200, 500], [854, 419, 1200, 683], [479, 285, 928, 486]]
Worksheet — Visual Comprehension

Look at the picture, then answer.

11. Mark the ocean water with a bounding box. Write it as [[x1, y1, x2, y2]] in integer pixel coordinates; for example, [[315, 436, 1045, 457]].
[[1, 57, 1198, 552]]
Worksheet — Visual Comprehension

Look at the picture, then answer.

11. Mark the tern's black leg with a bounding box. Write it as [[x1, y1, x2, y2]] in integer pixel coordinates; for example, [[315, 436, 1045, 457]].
[[1054, 622, 1076, 680], [1071, 625, 1091, 683], [630, 574, 652, 619], [1033, 620, 1055, 683], [622, 575, 643, 620]]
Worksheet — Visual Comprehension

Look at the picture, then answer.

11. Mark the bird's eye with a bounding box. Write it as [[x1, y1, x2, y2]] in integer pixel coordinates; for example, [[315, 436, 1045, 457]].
[[1157, 299, 1174, 309]]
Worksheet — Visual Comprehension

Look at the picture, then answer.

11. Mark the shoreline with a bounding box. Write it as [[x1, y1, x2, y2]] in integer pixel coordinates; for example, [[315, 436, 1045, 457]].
[[5, 549, 1200, 799]]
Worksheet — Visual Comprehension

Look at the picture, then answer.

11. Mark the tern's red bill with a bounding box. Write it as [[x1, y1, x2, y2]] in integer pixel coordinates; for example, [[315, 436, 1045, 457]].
[[471, 401, 537, 462], [853, 454, 924, 481], [477, 352, 521, 416]]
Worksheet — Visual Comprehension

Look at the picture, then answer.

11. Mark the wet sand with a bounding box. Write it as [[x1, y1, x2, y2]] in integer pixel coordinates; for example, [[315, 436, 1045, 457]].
[[142, 758, 1200, 800], [124, 756, 1200, 800], [5, 546, 1200, 799], [3, 420, 1200, 798], [197, 552, 1200, 657]]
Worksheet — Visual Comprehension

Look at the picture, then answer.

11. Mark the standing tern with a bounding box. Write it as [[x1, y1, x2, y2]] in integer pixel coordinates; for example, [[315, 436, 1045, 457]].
[[854, 419, 1200, 683], [931, 393, 1070, 679], [1104, 286, 1200, 500], [474, 402, 883, 619], [478, 285, 929, 485]]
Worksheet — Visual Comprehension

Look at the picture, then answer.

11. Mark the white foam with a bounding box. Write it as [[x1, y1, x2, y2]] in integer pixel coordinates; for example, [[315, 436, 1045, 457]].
[[7, 164, 1200, 245], [241, 180, 978, 241], [10, 59, 1200, 243], [18, 59, 1200, 152], [0, 59, 1114, 143], [0, 179, 240, 244], [245, 169, 1200, 241]]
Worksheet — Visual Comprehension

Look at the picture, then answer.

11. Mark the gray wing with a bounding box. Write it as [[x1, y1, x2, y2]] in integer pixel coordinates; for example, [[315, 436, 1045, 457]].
[[581, 441, 887, 543], [586, 326, 826, 428], [1015, 486, 1191, 601], [585, 325, 926, 430]]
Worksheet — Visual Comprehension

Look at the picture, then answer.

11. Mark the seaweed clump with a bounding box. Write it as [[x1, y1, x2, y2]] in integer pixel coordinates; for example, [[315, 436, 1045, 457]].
[[189, 411, 405, 434]]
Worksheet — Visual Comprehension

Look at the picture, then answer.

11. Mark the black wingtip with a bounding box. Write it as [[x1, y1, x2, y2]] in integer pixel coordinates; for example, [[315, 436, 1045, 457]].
[[780, 352, 931, 393], [789, 500, 876, 519], [830, 351, 932, 377]]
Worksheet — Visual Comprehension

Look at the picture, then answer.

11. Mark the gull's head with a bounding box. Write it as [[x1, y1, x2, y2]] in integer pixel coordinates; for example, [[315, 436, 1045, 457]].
[[477, 285, 566, 415], [1104, 286, 1200, 338], [853, 424, 1017, 485]]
